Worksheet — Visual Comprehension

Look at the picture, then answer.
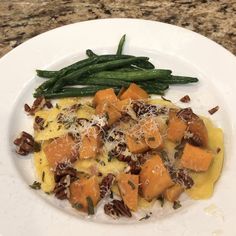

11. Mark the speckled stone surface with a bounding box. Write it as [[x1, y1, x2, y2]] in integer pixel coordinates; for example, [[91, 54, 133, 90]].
[[0, 0, 236, 58]]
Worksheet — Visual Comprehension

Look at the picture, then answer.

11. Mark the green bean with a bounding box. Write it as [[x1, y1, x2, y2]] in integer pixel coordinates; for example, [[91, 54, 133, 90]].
[[116, 34, 126, 55], [138, 81, 169, 90], [88, 69, 172, 82], [35, 85, 165, 99], [35, 55, 139, 92], [35, 56, 99, 93], [36, 57, 98, 79], [157, 75, 198, 84], [52, 57, 149, 92], [67, 77, 130, 87], [114, 65, 143, 72], [66, 77, 168, 92], [133, 60, 155, 69], [36, 55, 133, 79], [142, 87, 165, 95], [86, 49, 97, 58], [37, 54, 154, 80], [35, 86, 120, 99]]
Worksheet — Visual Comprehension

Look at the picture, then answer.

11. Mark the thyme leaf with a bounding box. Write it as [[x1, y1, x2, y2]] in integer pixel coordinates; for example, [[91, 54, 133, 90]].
[[29, 181, 41, 190], [86, 196, 95, 215], [173, 200, 182, 210], [128, 180, 136, 190]]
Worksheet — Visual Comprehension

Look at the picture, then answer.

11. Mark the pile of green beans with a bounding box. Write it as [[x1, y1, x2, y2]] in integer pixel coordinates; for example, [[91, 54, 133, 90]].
[[34, 35, 198, 99]]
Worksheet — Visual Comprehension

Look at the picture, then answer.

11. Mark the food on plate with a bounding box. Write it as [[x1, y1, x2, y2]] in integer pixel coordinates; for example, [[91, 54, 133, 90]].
[[13, 35, 224, 221]]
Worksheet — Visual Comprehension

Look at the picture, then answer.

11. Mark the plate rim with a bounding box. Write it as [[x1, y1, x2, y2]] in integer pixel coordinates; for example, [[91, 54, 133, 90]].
[[1, 18, 236, 236]]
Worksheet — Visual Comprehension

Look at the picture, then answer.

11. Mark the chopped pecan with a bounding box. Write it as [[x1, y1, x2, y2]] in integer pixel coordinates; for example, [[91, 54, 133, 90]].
[[54, 175, 71, 200], [127, 160, 141, 175], [34, 116, 45, 130], [24, 97, 48, 115], [104, 203, 120, 219], [63, 103, 81, 112], [104, 200, 132, 219], [208, 106, 219, 115], [45, 100, 53, 108], [54, 163, 77, 183], [174, 141, 186, 159], [180, 95, 191, 103], [100, 173, 115, 198], [13, 131, 34, 155], [169, 168, 194, 189], [176, 108, 195, 123], [112, 200, 132, 217], [132, 101, 167, 117], [53, 163, 78, 200], [184, 131, 203, 147], [108, 143, 131, 163]]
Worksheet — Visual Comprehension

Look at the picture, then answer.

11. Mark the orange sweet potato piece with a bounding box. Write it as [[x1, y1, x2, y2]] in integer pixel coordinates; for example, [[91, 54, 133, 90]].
[[44, 134, 78, 169], [93, 88, 118, 106], [79, 127, 101, 159], [117, 173, 139, 211], [69, 176, 100, 212], [140, 155, 174, 201], [187, 117, 208, 147], [126, 134, 149, 154], [164, 184, 184, 202], [95, 101, 122, 126], [167, 109, 187, 143], [114, 99, 131, 112], [180, 143, 213, 171], [141, 118, 163, 149], [120, 83, 149, 100]]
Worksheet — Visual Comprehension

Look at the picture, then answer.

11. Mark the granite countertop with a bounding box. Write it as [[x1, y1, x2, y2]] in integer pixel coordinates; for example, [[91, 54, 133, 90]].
[[0, 0, 236, 58]]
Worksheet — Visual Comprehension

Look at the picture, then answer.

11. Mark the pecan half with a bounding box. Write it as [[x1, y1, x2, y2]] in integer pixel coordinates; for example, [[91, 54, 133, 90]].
[[53, 175, 71, 200], [127, 160, 141, 175], [104, 200, 132, 219], [13, 131, 34, 155], [53, 163, 78, 200], [180, 95, 191, 103], [100, 173, 115, 198], [34, 116, 45, 130], [176, 108, 195, 123], [208, 106, 219, 115], [169, 168, 194, 189], [104, 203, 120, 219], [54, 163, 77, 183], [132, 101, 167, 117], [24, 97, 48, 115], [63, 103, 81, 113]]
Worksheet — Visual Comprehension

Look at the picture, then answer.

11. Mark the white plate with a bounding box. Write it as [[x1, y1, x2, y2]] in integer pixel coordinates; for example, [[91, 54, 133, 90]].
[[0, 18, 236, 236]]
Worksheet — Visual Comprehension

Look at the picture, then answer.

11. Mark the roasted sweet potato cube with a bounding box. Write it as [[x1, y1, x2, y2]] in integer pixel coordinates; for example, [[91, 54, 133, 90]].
[[93, 88, 118, 106], [126, 134, 149, 154], [167, 109, 187, 143], [141, 118, 163, 149], [164, 184, 184, 202], [117, 173, 139, 211], [95, 101, 122, 126], [114, 99, 131, 112], [44, 134, 78, 169], [120, 83, 149, 100], [180, 143, 213, 171], [187, 117, 208, 147], [140, 155, 174, 201], [69, 176, 100, 212], [79, 127, 101, 159]]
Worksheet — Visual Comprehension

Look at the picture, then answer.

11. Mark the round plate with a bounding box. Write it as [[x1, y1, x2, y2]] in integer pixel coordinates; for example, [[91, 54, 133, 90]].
[[0, 19, 236, 236]]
